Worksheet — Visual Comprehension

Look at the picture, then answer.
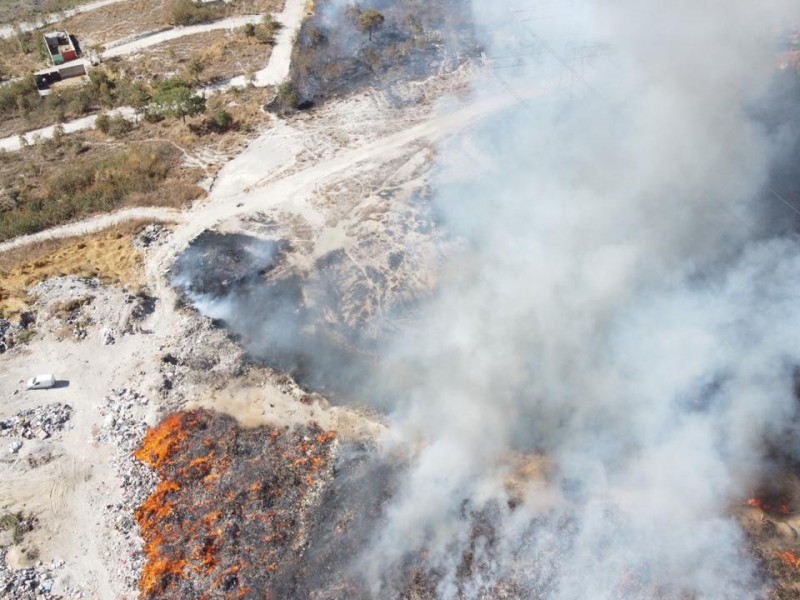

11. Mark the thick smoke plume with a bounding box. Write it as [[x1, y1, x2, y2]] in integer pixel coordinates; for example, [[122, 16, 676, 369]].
[[357, 0, 800, 598], [173, 0, 800, 597]]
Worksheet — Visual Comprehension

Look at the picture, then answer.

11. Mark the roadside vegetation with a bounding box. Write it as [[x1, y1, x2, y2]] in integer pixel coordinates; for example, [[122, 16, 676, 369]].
[[104, 26, 276, 89], [0, 68, 149, 138], [0, 141, 195, 241], [169, 0, 224, 27], [58, 0, 284, 47], [0, 80, 271, 242]]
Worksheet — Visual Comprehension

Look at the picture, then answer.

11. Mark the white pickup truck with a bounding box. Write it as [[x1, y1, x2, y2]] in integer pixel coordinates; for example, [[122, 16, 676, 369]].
[[26, 374, 56, 390]]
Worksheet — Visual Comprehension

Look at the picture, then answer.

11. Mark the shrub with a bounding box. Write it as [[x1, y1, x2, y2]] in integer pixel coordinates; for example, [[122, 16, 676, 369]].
[[100, 114, 134, 137], [169, 0, 221, 26], [212, 108, 232, 131], [95, 113, 111, 134], [0, 144, 187, 241], [276, 82, 299, 112], [119, 81, 151, 113]]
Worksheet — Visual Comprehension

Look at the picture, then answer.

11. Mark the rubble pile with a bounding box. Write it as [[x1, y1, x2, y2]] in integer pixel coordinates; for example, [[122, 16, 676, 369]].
[[170, 316, 247, 384], [133, 409, 337, 598], [123, 290, 157, 334], [0, 404, 73, 440], [0, 315, 35, 353], [97, 388, 151, 454], [48, 295, 94, 340], [0, 549, 65, 600], [32, 277, 145, 343], [133, 224, 171, 251], [95, 388, 159, 596]]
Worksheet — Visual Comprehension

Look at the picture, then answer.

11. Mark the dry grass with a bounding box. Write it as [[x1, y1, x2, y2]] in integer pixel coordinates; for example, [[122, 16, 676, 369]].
[[0, 139, 201, 241], [0, 80, 272, 242], [0, 219, 159, 318], [0, 0, 89, 25], [108, 29, 274, 86], [59, 0, 174, 47], [59, 0, 285, 47]]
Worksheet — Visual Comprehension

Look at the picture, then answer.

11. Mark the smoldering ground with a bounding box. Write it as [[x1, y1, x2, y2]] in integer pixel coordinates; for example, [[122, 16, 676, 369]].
[[289, 0, 479, 103], [172, 0, 800, 598]]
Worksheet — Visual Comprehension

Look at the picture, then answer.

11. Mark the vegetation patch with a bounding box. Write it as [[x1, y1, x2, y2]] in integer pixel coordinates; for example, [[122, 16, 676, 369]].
[[0, 0, 88, 27], [169, 0, 223, 26], [0, 141, 199, 241], [288, 0, 479, 105], [0, 68, 149, 139]]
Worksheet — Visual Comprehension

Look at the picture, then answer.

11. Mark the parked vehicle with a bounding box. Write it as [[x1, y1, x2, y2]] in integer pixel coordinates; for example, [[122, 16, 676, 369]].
[[26, 374, 56, 390]]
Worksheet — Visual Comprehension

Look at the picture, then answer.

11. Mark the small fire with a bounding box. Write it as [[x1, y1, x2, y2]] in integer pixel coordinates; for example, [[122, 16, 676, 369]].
[[776, 551, 800, 569], [747, 498, 791, 515]]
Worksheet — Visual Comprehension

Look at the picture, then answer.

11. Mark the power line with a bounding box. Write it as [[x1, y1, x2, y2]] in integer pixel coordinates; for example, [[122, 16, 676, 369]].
[[769, 187, 800, 218]]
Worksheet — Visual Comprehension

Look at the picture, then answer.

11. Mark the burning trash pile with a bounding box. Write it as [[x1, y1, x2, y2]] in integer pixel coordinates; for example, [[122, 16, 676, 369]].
[[132, 409, 337, 598], [740, 479, 800, 599]]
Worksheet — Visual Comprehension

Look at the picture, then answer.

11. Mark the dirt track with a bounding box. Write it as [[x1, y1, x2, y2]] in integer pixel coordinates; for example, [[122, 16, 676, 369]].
[[0, 0, 129, 38], [101, 14, 263, 58], [0, 75, 564, 257]]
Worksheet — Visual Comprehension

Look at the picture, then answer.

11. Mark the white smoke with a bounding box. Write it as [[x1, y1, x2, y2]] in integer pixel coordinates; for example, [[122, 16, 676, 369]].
[[356, 0, 800, 598]]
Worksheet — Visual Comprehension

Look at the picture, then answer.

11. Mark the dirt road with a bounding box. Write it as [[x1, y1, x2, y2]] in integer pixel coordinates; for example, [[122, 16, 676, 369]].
[[0, 106, 137, 152], [0, 0, 129, 38], [0, 76, 564, 257], [205, 0, 307, 92], [101, 14, 263, 59]]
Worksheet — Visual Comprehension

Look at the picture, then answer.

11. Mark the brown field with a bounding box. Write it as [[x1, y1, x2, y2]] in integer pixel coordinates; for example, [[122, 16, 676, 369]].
[[0, 220, 158, 317], [106, 28, 274, 85], [60, 0, 285, 48], [0, 0, 90, 26]]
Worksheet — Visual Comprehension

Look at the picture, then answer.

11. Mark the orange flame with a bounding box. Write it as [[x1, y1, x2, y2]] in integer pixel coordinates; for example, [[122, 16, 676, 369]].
[[747, 498, 791, 515], [134, 411, 337, 597], [776, 551, 800, 569]]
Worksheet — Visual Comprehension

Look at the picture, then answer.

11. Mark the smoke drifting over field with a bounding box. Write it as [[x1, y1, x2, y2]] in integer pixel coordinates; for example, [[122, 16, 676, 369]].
[[360, 0, 800, 597], [172, 0, 800, 597]]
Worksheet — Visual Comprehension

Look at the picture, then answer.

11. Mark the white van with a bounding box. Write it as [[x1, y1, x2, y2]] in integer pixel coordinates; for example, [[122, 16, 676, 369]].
[[26, 374, 56, 390]]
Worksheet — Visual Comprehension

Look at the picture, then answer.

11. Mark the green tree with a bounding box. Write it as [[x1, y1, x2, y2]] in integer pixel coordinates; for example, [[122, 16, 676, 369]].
[[357, 8, 384, 41], [149, 81, 205, 123]]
